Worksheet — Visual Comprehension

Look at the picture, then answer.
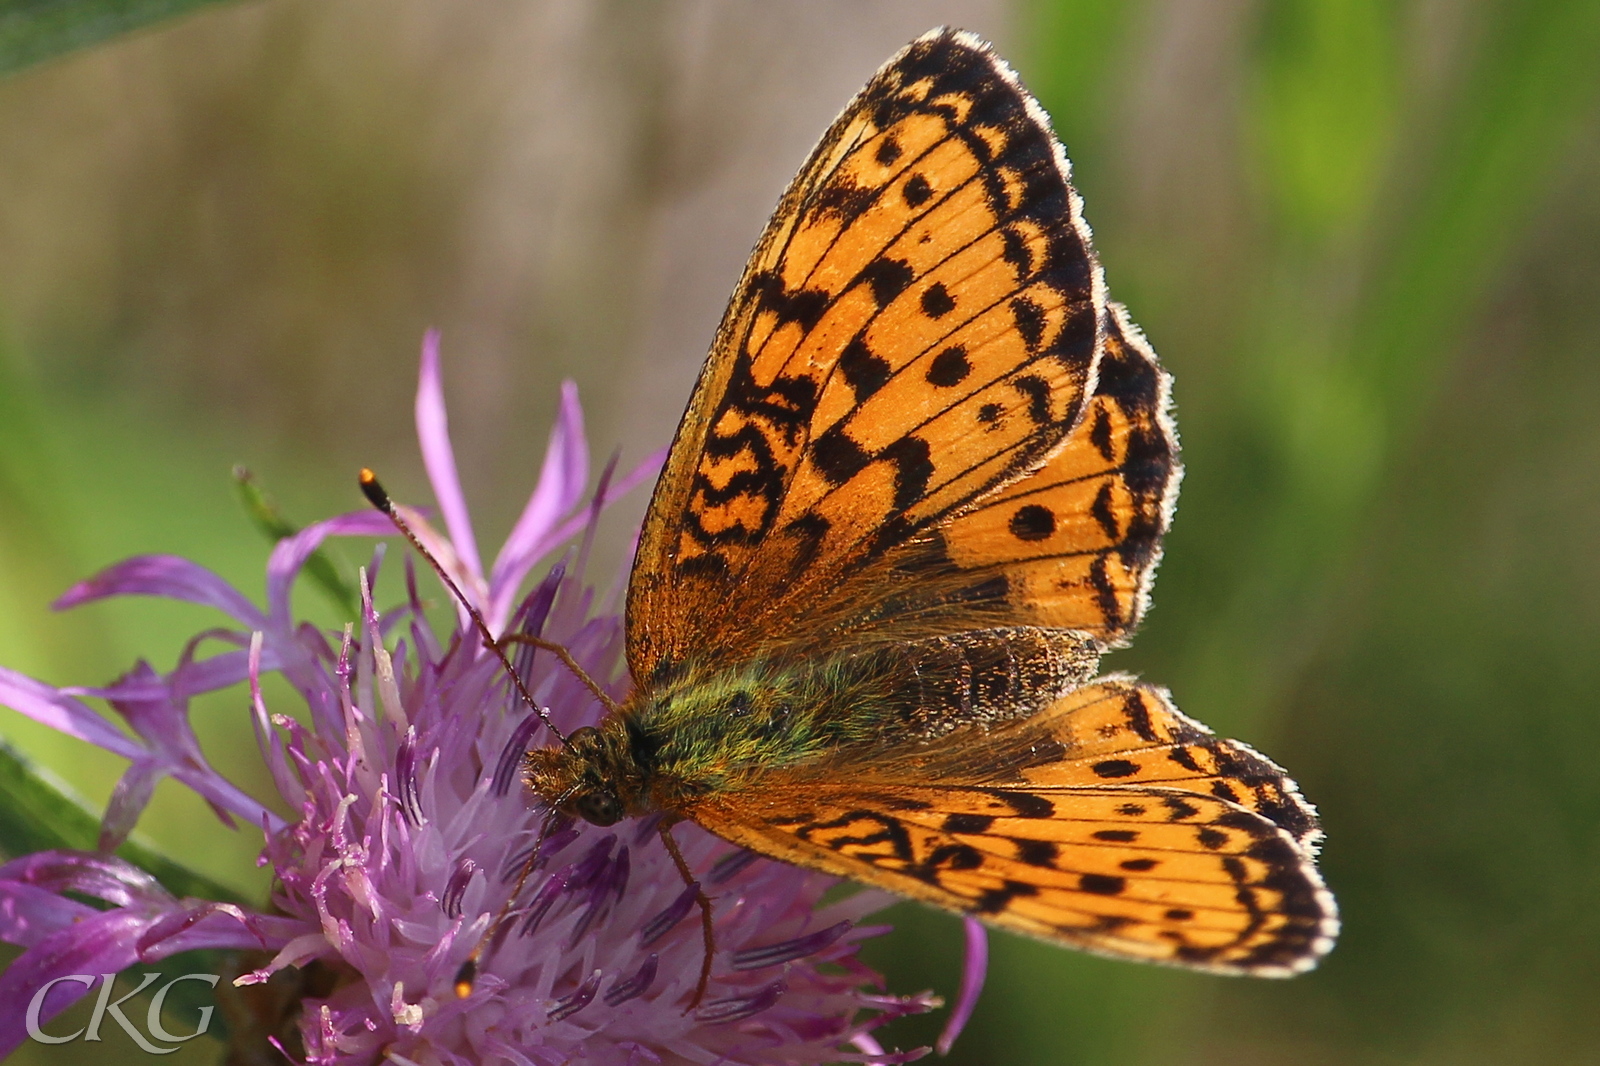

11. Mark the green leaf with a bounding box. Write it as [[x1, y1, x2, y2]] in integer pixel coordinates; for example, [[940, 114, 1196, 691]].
[[0, 0, 241, 79]]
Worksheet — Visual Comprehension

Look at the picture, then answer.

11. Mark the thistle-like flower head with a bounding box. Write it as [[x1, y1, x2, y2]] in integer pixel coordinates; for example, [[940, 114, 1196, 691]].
[[0, 334, 977, 1064]]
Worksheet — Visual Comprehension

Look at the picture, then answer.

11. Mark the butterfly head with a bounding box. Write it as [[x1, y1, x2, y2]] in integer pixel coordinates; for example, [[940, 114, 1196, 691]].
[[525, 717, 647, 827]]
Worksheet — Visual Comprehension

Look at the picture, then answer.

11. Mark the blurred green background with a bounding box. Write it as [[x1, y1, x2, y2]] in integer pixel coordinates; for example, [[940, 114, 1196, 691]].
[[3, 1, 1599, 1063]]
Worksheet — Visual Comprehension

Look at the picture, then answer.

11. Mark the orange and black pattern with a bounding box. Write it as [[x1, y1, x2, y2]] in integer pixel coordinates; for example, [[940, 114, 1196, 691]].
[[618, 28, 1337, 978], [628, 28, 1104, 679], [691, 679, 1333, 975], [872, 302, 1179, 645]]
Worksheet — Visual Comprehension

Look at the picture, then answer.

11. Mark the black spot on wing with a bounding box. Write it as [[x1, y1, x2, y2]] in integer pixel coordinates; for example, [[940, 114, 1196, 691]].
[[913, 843, 985, 881], [881, 435, 935, 512], [943, 813, 995, 834], [752, 271, 830, 330], [1000, 226, 1033, 276], [1091, 758, 1138, 779], [1011, 375, 1052, 425], [839, 336, 892, 402], [856, 257, 914, 307], [1088, 406, 1115, 462], [812, 173, 879, 222], [1166, 746, 1202, 774], [1015, 839, 1059, 867], [1090, 480, 1120, 541], [811, 425, 871, 486], [1011, 296, 1045, 349], [1092, 829, 1138, 843], [975, 879, 1038, 914], [902, 172, 932, 207], [1009, 503, 1056, 541], [926, 345, 972, 387], [920, 282, 957, 319], [1122, 690, 1159, 743], [1078, 874, 1126, 896], [992, 789, 1054, 818]]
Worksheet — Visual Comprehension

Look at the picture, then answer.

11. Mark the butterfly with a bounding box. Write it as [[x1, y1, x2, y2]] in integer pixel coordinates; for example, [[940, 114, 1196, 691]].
[[520, 27, 1338, 988]]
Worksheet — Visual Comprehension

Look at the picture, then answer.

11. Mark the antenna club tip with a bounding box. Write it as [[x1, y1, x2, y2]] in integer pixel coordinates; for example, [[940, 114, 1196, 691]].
[[453, 959, 477, 1000], [358, 469, 392, 512]]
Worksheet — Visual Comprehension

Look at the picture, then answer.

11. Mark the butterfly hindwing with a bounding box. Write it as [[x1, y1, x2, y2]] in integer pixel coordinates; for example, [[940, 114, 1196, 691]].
[[687, 678, 1335, 975], [693, 784, 1332, 976], [628, 29, 1105, 681]]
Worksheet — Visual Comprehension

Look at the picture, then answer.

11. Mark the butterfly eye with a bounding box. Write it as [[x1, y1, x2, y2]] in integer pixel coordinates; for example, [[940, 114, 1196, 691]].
[[575, 789, 623, 827]]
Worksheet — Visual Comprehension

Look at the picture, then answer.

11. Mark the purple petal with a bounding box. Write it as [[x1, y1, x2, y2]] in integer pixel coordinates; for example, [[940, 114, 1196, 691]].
[[0, 898, 285, 1059], [266, 511, 396, 632], [414, 330, 483, 584], [487, 445, 666, 630], [0, 910, 151, 1058], [0, 851, 172, 910], [487, 381, 588, 621], [732, 920, 852, 971], [442, 859, 476, 919], [492, 713, 544, 797], [134, 902, 292, 958], [247, 633, 300, 806], [53, 555, 265, 628], [396, 731, 423, 827], [708, 849, 760, 884], [0, 880, 96, 947], [0, 666, 141, 760], [68, 644, 285, 704], [935, 917, 988, 1056], [845, 1037, 931, 1065], [98, 760, 164, 852]]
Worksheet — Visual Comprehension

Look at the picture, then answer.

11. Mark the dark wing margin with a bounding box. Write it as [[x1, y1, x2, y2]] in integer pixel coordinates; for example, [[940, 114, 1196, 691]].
[[627, 28, 1106, 683]]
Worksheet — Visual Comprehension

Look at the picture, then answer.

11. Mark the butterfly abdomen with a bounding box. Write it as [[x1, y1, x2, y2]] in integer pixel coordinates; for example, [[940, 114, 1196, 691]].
[[878, 626, 1101, 739]]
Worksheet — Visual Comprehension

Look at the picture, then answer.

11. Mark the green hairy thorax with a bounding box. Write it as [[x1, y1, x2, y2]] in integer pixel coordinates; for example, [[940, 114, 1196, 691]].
[[624, 651, 901, 804]]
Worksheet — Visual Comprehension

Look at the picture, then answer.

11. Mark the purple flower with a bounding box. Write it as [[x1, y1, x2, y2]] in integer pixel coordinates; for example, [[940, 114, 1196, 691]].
[[0, 333, 978, 1064]]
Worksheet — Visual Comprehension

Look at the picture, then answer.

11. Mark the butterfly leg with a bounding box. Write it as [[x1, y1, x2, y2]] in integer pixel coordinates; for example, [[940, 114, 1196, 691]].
[[658, 819, 716, 1010]]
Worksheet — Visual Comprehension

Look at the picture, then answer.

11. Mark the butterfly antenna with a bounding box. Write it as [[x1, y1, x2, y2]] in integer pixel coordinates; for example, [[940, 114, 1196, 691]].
[[452, 807, 568, 998], [358, 469, 569, 747], [501, 634, 620, 715]]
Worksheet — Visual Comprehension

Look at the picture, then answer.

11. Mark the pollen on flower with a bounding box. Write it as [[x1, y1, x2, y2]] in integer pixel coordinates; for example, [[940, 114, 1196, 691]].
[[0, 333, 941, 1066]]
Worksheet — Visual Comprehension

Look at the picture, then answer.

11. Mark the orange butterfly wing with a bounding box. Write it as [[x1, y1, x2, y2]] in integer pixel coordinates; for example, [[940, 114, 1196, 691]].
[[689, 679, 1336, 974], [627, 30, 1105, 682], [854, 301, 1179, 646]]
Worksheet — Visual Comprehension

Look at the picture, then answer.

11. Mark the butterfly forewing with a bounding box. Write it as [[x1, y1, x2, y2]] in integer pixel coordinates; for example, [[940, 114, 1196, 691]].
[[628, 30, 1105, 680]]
